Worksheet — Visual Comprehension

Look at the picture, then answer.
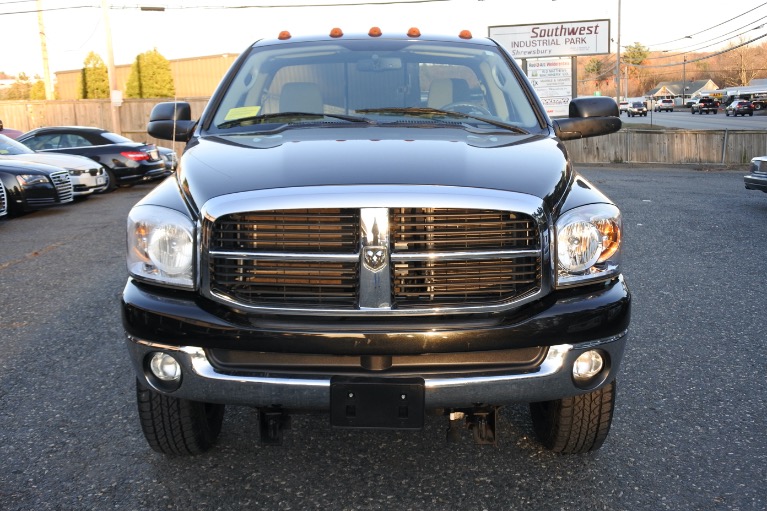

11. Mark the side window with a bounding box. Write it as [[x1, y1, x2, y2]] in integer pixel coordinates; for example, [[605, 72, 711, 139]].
[[58, 134, 92, 148], [24, 134, 58, 150]]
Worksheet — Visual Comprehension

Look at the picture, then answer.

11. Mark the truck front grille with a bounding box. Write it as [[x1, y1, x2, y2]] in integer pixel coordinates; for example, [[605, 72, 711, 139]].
[[210, 258, 359, 307], [390, 208, 537, 251], [213, 209, 359, 252], [207, 207, 542, 312]]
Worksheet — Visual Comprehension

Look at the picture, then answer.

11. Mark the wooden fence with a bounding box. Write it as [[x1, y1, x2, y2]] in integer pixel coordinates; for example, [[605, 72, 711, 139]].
[[1, 99, 765, 165]]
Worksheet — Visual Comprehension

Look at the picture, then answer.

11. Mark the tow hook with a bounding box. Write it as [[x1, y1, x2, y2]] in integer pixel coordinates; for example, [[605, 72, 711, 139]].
[[259, 407, 291, 445], [446, 407, 498, 446]]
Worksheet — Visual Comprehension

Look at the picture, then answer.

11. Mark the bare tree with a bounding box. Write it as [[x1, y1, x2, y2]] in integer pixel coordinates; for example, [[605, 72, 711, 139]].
[[716, 38, 763, 86]]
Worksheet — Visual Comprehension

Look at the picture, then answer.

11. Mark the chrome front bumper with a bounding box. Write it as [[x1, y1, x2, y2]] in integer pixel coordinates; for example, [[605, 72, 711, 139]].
[[125, 330, 628, 409]]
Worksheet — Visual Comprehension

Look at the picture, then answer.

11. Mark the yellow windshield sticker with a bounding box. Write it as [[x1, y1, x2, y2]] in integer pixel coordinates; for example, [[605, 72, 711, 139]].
[[224, 106, 261, 121]]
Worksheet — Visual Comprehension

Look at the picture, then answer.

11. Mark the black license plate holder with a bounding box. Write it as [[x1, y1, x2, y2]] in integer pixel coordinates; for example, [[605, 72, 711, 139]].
[[330, 377, 425, 429]]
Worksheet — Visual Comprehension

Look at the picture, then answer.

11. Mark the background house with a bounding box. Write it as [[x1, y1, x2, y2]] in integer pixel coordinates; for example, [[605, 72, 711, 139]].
[[646, 79, 719, 105]]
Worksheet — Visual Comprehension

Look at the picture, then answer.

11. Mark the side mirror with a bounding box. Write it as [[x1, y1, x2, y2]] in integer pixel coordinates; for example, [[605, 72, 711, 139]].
[[147, 102, 196, 142], [553, 97, 622, 141]]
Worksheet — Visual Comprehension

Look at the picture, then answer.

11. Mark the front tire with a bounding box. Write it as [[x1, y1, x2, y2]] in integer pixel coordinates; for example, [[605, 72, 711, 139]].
[[530, 380, 616, 454], [99, 168, 118, 193], [136, 380, 225, 455]]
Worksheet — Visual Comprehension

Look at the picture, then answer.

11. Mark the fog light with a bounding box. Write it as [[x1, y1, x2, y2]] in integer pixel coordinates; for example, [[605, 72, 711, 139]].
[[572, 350, 604, 384], [149, 352, 181, 382]]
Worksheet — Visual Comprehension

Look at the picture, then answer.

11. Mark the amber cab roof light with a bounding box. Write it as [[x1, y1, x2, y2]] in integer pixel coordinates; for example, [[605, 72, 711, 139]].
[[407, 27, 421, 38], [276, 27, 472, 40]]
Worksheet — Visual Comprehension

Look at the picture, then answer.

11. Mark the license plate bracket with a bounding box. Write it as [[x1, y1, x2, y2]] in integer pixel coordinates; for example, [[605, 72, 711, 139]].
[[330, 377, 425, 429]]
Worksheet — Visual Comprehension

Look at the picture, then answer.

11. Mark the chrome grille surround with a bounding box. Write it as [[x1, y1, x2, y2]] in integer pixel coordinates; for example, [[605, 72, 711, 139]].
[[50, 171, 74, 203], [200, 185, 550, 316]]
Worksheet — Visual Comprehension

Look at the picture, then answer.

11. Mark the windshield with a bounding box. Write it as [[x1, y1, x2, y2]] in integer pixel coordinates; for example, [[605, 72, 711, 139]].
[[208, 38, 541, 134], [0, 134, 34, 155]]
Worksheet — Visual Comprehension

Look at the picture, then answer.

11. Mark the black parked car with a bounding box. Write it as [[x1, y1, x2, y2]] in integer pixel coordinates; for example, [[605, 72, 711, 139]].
[[0, 159, 74, 215], [123, 29, 628, 455], [17, 126, 169, 192], [725, 100, 755, 117]]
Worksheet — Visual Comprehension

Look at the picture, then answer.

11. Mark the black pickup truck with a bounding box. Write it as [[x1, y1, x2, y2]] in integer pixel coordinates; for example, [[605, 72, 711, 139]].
[[691, 97, 720, 114], [122, 28, 630, 455]]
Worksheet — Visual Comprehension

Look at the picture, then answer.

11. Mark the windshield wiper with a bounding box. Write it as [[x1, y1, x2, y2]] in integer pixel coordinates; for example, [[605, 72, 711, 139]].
[[355, 107, 529, 134], [217, 112, 374, 129]]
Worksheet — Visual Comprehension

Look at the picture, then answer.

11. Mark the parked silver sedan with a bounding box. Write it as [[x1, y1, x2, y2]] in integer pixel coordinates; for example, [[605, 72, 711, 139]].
[[0, 134, 107, 197]]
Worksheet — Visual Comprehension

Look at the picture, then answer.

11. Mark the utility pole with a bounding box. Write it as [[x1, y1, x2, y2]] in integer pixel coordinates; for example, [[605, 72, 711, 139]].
[[682, 55, 686, 104], [101, 0, 122, 135], [36, 0, 54, 100]]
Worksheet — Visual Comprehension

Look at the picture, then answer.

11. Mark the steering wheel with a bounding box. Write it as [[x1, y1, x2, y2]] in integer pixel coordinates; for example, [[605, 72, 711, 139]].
[[441, 102, 493, 117]]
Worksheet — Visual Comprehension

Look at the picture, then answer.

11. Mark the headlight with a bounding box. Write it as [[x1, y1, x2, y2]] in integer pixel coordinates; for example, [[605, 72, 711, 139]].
[[127, 205, 195, 289], [16, 174, 49, 187], [555, 204, 621, 287]]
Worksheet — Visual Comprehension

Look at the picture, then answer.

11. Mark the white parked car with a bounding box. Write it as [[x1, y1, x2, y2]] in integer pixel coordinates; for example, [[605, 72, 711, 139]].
[[619, 101, 629, 114], [0, 134, 107, 196], [654, 99, 674, 112]]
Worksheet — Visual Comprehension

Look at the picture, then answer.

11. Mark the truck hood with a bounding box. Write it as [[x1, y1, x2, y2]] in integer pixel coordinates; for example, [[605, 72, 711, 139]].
[[177, 127, 571, 210]]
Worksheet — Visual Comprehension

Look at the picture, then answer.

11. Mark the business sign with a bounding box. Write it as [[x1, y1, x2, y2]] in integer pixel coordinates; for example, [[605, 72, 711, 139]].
[[527, 58, 572, 117], [489, 20, 611, 59]]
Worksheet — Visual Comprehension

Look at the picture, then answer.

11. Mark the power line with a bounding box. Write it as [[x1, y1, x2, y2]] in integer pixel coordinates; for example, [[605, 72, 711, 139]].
[[0, 5, 92, 15], [164, 0, 453, 6], [628, 32, 767, 69], [646, 1, 767, 47], [645, 17, 767, 59], [0, 0, 453, 14]]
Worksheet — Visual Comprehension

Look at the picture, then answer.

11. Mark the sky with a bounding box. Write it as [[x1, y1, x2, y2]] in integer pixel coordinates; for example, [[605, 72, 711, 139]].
[[1, 0, 766, 78]]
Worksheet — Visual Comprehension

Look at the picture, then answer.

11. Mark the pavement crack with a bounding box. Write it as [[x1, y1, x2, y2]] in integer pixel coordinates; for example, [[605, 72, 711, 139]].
[[0, 242, 65, 272]]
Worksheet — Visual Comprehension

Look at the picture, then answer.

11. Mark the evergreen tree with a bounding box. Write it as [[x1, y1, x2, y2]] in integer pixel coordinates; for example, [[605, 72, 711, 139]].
[[30, 80, 47, 100], [125, 49, 175, 98], [4, 73, 31, 100], [80, 52, 109, 99]]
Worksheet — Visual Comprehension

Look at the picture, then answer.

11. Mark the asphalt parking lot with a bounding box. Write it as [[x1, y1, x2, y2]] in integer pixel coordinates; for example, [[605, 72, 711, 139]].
[[0, 164, 765, 511]]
